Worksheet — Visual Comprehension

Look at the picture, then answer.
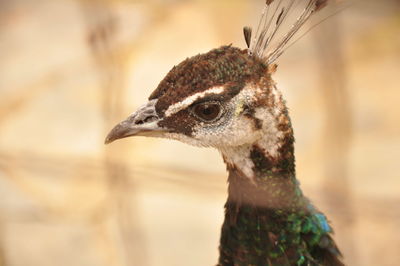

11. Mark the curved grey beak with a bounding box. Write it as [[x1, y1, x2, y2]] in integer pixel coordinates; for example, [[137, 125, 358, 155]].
[[105, 99, 166, 144]]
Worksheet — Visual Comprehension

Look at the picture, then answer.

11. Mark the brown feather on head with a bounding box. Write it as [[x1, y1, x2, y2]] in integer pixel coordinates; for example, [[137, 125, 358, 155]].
[[243, 27, 252, 49]]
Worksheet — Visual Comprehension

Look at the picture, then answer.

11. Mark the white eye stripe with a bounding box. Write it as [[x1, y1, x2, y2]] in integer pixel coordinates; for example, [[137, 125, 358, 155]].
[[164, 86, 226, 117]]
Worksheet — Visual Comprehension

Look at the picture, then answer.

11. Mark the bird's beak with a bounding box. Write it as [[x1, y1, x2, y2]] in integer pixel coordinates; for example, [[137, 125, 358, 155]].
[[104, 99, 166, 144]]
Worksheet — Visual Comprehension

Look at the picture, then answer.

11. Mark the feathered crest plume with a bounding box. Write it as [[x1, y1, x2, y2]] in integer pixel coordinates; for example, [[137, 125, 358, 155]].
[[245, 0, 330, 64]]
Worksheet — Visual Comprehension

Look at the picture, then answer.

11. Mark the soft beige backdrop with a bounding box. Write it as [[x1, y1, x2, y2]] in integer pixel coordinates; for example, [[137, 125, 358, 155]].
[[0, 0, 399, 265]]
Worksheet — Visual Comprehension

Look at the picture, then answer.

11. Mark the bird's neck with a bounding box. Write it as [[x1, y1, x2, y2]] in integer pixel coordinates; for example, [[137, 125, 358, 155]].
[[215, 83, 343, 265], [218, 108, 312, 265], [223, 131, 302, 211], [219, 100, 303, 211]]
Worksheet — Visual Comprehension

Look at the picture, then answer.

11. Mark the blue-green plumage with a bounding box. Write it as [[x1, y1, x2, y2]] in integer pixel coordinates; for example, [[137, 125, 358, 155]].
[[218, 177, 343, 265], [218, 127, 343, 266]]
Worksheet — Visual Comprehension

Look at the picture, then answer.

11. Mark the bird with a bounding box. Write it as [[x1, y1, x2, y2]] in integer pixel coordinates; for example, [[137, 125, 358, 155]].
[[105, 0, 344, 265]]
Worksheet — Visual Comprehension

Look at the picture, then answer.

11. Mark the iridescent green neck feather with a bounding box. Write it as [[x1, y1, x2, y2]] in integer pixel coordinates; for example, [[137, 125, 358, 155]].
[[218, 108, 343, 266]]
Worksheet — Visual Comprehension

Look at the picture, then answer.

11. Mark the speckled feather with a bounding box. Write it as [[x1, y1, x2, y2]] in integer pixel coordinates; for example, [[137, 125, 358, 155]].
[[153, 46, 269, 136], [150, 46, 267, 115]]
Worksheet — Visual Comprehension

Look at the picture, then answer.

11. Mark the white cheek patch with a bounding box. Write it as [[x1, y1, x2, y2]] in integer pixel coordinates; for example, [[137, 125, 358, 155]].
[[254, 107, 284, 158], [219, 145, 255, 180], [192, 86, 260, 147], [216, 85, 285, 181], [191, 86, 261, 181], [161, 84, 286, 183], [164, 86, 226, 117]]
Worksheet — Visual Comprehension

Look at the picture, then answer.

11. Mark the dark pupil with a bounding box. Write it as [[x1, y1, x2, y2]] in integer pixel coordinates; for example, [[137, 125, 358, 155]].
[[195, 103, 220, 121]]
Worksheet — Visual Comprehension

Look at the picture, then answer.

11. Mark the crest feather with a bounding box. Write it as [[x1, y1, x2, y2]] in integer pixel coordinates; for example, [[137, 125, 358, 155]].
[[248, 0, 331, 64]]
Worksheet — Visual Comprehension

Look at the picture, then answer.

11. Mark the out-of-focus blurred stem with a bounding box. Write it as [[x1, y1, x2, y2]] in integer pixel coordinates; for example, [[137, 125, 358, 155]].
[[314, 14, 356, 265], [78, 1, 149, 266]]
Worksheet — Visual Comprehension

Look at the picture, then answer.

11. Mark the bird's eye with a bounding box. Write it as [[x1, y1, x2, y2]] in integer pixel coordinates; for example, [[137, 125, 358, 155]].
[[192, 102, 222, 122]]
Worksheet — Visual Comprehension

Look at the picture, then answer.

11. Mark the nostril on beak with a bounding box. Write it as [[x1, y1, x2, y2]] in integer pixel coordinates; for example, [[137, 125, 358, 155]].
[[143, 116, 157, 123], [134, 116, 157, 125]]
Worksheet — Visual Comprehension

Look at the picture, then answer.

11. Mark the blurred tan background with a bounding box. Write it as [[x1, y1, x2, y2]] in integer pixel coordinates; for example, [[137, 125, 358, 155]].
[[0, 0, 399, 265]]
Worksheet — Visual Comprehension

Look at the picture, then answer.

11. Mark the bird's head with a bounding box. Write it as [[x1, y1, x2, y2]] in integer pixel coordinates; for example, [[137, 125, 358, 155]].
[[105, 46, 285, 153]]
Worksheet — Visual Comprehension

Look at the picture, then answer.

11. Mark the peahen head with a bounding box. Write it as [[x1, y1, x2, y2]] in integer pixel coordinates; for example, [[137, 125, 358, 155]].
[[105, 46, 289, 181]]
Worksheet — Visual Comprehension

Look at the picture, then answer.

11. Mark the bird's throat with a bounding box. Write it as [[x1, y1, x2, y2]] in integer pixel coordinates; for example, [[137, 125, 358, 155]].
[[218, 125, 310, 265], [220, 120, 301, 209]]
